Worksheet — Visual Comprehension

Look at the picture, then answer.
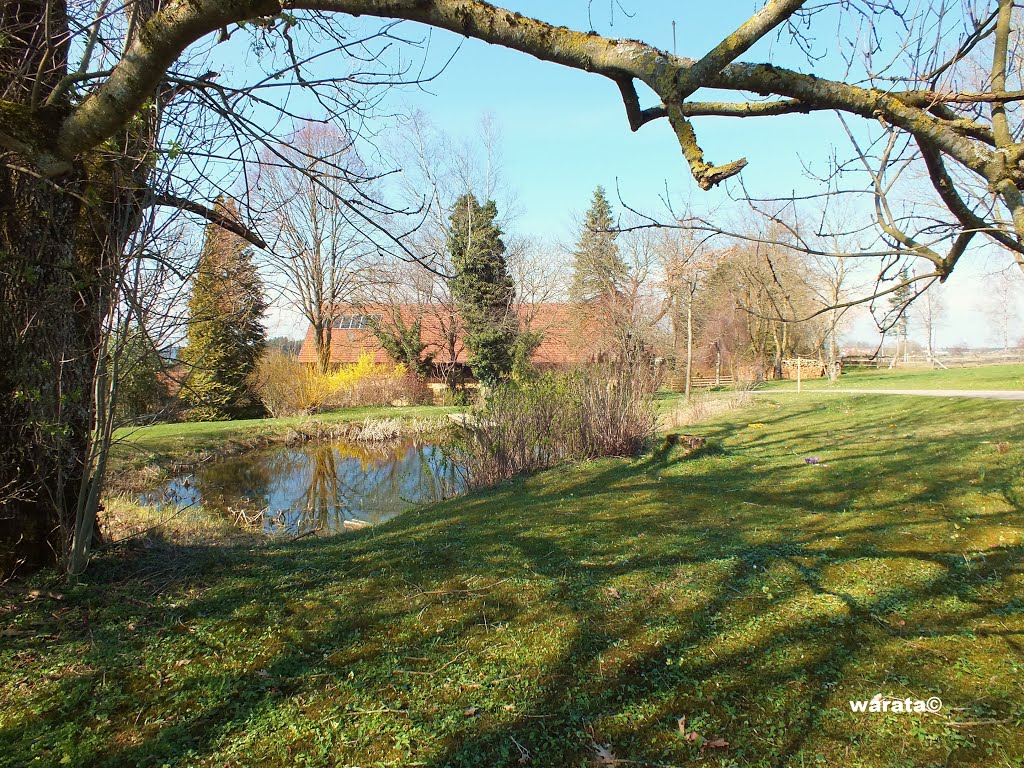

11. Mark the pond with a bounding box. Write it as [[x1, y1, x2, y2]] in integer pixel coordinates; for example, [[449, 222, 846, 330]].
[[141, 439, 467, 535]]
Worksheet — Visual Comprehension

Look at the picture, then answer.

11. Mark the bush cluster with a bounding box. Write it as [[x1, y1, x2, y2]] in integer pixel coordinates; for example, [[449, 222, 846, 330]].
[[454, 365, 657, 489], [249, 351, 430, 417]]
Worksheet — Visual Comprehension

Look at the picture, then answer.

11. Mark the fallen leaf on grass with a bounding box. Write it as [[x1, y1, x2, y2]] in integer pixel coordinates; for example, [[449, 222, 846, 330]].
[[607, 587, 621, 599], [463, 706, 479, 717], [590, 741, 620, 765], [678, 715, 729, 750], [678, 715, 700, 743]]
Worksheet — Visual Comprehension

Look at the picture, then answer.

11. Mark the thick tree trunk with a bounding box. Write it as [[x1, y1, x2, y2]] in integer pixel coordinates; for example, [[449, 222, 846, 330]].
[[0, 156, 98, 575], [828, 324, 840, 383], [316, 322, 332, 374], [772, 326, 783, 379], [1, 0, 93, 575]]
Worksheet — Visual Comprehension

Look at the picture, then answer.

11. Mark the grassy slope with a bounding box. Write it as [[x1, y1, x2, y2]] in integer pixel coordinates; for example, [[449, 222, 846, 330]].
[[757, 362, 1024, 391], [2, 394, 1023, 767]]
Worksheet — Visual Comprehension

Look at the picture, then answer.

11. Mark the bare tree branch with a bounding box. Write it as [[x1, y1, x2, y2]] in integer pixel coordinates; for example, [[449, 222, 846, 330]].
[[150, 194, 268, 248]]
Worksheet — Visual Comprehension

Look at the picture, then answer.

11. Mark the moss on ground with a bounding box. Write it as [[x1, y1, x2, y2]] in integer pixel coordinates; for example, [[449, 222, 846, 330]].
[[2, 394, 1023, 767]]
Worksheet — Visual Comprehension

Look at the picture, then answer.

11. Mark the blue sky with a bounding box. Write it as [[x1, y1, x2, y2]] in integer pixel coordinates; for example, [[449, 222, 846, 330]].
[[211, 1, 1022, 347], [376, 0, 845, 235]]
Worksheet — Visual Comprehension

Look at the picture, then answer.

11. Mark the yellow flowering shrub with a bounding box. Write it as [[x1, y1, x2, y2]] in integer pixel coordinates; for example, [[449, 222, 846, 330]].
[[251, 351, 421, 416], [325, 353, 405, 393], [316, 353, 410, 409]]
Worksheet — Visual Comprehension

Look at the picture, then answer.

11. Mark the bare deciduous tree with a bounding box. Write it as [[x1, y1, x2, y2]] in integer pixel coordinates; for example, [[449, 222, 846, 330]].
[[256, 122, 377, 374], [983, 268, 1022, 350], [655, 228, 719, 397], [918, 279, 946, 364], [804, 216, 867, 381]]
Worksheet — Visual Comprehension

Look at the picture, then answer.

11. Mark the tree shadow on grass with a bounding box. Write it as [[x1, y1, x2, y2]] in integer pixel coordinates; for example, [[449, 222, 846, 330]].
[[1, 402, 1023, 767]]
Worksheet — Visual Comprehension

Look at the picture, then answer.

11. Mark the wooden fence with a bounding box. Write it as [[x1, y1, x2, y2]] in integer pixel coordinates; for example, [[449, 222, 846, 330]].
[[843, 352, 1024, 369], [669, 373, 736, 390]]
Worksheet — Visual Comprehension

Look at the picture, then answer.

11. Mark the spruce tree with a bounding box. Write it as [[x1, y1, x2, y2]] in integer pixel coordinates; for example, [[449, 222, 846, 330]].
[[887, 267, 912, 363], [569, 186, 629, 304], [181, 199, 268, 420], [448, 194, 518, 386]]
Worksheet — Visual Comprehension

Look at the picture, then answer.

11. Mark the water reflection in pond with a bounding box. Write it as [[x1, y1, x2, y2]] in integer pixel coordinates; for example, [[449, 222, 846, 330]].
[[141, 439, 466, 535]]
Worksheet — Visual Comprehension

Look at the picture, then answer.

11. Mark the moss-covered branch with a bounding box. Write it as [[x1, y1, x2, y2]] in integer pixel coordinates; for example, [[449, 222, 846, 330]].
[[674, 0, 807, 100]]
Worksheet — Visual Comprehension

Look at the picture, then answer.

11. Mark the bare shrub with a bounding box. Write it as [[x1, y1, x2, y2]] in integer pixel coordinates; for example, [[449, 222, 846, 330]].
[[575, 366, 660, 457], [455, 366, 657, 489], [249, 349, 312, 417], [329, 371, 432, 409]]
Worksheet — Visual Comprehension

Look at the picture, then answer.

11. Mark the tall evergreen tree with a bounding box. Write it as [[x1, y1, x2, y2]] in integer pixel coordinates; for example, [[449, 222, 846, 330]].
[[181, 199, 268, 420], [569, 186, 629, 304], [448, 194, 518, 386], [887, 268, 912, 364], [569, 186, 637, 360]]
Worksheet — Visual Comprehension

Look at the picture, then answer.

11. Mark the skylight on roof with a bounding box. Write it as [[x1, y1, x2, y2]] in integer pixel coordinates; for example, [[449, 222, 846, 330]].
[[334, 314, 382, 330]]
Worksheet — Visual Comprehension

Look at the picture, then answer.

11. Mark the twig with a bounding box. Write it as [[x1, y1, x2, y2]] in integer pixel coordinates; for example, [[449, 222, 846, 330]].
[[287, 527, 321, 543], [342, 708, 408, 716], [394, 649, 471, 676], [406, 577, 513, 601], [945, 717, 1013, 727]]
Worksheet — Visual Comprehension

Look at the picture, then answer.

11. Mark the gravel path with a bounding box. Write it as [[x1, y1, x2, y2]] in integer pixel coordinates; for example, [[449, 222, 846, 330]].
[[761, 388, 1024, 400]]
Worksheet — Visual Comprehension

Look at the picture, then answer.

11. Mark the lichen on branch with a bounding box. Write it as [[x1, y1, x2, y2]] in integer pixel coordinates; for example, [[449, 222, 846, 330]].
[[665, 100, 747, 190]]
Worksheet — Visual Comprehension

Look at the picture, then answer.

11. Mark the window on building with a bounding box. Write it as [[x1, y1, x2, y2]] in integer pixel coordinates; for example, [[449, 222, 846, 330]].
[[333, 314, 382, 330]]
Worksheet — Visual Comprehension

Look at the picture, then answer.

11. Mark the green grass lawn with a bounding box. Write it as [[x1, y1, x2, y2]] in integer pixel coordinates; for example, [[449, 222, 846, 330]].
[[3, 394, 1023, 767], [757, 362, 1024, 391]]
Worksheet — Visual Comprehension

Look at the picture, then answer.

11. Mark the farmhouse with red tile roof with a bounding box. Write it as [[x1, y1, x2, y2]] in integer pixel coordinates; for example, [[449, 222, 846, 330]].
[[297, 303, 590, 380]]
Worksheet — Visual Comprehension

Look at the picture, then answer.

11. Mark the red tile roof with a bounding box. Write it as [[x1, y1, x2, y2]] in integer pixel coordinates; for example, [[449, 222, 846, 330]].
[[297, 303, 589, 367]]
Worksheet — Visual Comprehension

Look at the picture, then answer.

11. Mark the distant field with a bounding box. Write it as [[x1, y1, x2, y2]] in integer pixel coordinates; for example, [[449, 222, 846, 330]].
[[757, 362, 1024, 391]]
